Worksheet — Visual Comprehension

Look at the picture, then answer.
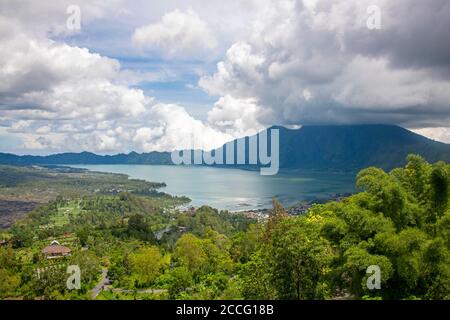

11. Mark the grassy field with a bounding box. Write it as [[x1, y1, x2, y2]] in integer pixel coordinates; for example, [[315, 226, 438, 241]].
[[47, 204, 83, 228]]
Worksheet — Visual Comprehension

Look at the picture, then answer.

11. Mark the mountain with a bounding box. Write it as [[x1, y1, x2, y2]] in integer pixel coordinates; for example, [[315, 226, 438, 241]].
[[272, 124, 450, 171], [1, 125, 449, 171]]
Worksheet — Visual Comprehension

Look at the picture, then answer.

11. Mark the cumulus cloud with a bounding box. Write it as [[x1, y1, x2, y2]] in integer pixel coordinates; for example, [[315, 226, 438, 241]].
[[133, 103, 232, 152], [207, 95, 268, 137], [0, 31, 151, 141], [0, 1, 232, 154], [132, 9, 217, 58]]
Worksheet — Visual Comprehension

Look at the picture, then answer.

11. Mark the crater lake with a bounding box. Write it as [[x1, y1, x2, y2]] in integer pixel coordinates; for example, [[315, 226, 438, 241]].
[[72, 165, 356, 211]]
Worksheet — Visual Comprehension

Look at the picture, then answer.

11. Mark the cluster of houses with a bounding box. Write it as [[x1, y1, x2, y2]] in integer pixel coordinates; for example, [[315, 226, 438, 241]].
[[236, 210, 270, 221], [287, 203, 313, 215], [181, 207, 197, 215]]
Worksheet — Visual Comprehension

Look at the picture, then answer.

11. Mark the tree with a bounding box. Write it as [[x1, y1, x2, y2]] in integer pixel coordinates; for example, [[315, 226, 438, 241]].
[[342, 246, 393, 297], [127, 214, 155, 242], [69, 251, 101, 289], [176, 206, 233, 237], [167, 266, 192, 299], [173, 234, 208, 277], [421, 238, 450, 299], [403, 154, 431, 205], [0, 268, 21, 298], [268, 217, 333, 299], [129, 246, 164, 287], [264, 198, 288, 241], [10, 225, 34, 248], [76, 226, 90, 247], [238, 249, 275, 299], [231, 223, 264, 263], [357, 167, 418, 230], [437, 209, 450, 248], [0, 247, 20, 299], [128, 214, 148, 232], [430, 163, 448, 220]]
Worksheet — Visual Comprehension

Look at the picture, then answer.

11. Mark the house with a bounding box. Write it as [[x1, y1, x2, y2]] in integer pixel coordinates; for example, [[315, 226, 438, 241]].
[[42, 240, 71, 259]]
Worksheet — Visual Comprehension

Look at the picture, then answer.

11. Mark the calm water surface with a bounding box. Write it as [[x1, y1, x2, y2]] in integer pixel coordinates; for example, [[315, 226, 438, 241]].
[[73, 165, 356, 211]]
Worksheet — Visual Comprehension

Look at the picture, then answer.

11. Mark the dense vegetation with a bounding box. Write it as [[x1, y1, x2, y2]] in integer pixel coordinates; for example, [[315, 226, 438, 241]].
[[0, 165, 184, 229], [0, 155, 448, 300]]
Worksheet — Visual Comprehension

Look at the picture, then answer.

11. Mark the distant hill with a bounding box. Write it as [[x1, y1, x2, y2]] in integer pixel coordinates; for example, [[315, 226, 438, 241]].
[[0, 151, 173, 166], [1, 125, 449, 171]]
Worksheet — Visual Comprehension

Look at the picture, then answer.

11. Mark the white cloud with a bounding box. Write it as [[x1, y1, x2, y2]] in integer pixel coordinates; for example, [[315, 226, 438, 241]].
[[9, 120, 33, 133], [207, 95, 267, 137], [36, 125, 51, 134], [199, 42, 265, 97], [411, 127, 450, 144], [134, 103, 232, 152], [132, 9, 217, 58], [95, 133, 121, 152], [0, 2, 233, 154]]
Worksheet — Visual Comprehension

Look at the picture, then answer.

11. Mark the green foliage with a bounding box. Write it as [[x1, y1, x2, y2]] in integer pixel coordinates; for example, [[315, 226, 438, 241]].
[[126, 214, 156, 243], [176, 206, 234, 237], [238, 249, 275, 299], [0, 247, 21, 298], [343, 246, 393, 297], [430, 163, 449, 221], [69, 251, 101, 289], [166, 266, 193, 299], [311, 155, 450, 299], [267, 217, 333, 299], [128, 246, 166, 287]]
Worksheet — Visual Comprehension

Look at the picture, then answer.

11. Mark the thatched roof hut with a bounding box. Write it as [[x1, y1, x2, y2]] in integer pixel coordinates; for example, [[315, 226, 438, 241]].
[[42, 240, 71, 259]]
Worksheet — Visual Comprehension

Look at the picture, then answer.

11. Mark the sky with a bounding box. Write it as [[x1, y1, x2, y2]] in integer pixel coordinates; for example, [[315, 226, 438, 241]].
[[1, 0, 450, 155]]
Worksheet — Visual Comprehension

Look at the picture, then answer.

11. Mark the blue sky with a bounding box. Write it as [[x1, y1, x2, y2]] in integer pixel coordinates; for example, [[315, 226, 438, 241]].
[[52, 15, 220, 119]]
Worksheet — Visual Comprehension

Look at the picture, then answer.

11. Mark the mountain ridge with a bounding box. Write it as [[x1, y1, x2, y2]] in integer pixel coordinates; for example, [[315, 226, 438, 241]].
[[1, 124, 449, 171]]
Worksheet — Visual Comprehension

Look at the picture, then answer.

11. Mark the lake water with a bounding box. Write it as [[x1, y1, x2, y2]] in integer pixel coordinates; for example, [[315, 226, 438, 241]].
[[73, 165, 356, 211]]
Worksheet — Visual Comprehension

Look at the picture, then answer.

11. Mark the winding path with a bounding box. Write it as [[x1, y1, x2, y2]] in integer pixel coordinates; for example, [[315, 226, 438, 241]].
[[90, 268, 109, 299], [90, 268, 167, 299]]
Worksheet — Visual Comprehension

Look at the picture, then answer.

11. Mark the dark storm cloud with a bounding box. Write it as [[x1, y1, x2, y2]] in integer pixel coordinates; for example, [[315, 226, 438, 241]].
[[200, 0, 450, 133], [346, 0, 450, 74]]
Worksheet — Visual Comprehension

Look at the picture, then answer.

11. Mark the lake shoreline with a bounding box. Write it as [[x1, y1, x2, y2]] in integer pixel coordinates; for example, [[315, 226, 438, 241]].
[[67, 164, 356, 212]]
